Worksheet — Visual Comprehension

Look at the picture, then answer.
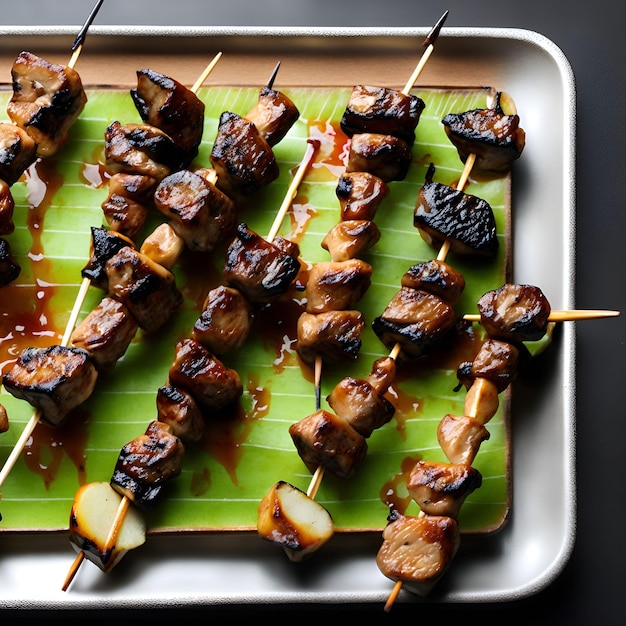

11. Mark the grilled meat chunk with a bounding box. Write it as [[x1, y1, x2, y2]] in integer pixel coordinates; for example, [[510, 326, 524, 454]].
[[289, 409, 368, 480], [104, 246, 183, 333], [81, 227, 134, 291], [210, 111, 279, 197], [407, 460, 482, 519], [437, 413, 490, 466], [101, 193, 148, 241], [401, 259, 466, 305], [139, 222, 185, 269], [442, 92, 525, 175], [414, 164, 498, 257], [192, 285, 254, 355], [305, 259, 373, 314], [156, 384, 205, 443], [0, 236, 20, 286], [224, 223, 301, 305], [131, 68, 205, 164], [168, 338, 243, 410], [154, 168, 237, 252], [340, 85, 425, 145], [321, 219, 381, 262], [476, 283, 551, 344], [0, 403, 8, 433], [335, 171, 389, 221], [110, 420, 185, 511], [70, 296, 138, 372], [296, 309, 365, 365], [7, 51, 87, 157], [245, 85, 300, 147], [346, 132, 413, 182], [376, 513, 461, 597], [0, 122, 37, 185], [2, 345, 98, 427], [0, 180, 15, 236]]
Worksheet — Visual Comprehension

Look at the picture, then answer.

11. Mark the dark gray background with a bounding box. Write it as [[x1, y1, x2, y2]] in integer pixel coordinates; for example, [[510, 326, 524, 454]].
[[4, 1, 625, 623]]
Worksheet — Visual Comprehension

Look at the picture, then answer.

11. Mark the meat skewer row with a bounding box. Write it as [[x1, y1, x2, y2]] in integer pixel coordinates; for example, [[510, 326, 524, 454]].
[[61, 139, 317, 589], [0, 0, 103, 287], [379, 283, 619, 608], [257, 13, 450, 562]]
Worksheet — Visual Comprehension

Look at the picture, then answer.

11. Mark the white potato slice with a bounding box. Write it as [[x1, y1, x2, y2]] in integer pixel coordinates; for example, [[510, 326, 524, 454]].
[[257, 480, 334, 562], [68, 481, 146, 573]]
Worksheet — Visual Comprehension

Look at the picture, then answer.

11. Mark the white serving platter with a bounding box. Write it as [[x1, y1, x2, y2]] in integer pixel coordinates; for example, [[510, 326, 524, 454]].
[[0, 25, 575, 608]]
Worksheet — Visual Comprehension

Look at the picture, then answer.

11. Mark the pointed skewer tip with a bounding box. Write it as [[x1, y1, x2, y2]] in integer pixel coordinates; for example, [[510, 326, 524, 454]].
[[423, 9, 449, 48], [71, 0, 105, 51], [267, 61, 281, 90]]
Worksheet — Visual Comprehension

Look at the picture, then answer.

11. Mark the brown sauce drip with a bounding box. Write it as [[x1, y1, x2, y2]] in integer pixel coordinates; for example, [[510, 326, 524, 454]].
[[307, 120, 348, 179], [379, 454, 421, 517]]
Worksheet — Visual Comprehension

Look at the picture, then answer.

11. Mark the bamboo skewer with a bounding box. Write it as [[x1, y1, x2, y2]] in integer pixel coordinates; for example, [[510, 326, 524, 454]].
[[465, 309, 620, 322]]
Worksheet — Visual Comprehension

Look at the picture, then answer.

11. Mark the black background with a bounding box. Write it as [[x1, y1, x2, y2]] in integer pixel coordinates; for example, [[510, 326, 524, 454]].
[[4, 1, 626, 623]]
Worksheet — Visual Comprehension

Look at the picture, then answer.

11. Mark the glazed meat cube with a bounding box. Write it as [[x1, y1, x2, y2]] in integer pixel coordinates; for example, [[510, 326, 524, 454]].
[[476, 283, 551, 344], [289, 409, 368, 480], [192, 285, 254, 355], [340, 85, 425, 144], [376, 513, 461, 597], [104, 121, 185, 180], [7, 51, 87, 157], [296, 310, 365, 365], [407, 459, 482, 518], [0, 180, 15, 235], [168, 338, 243, 410], [462, 377, 500, 426], [245, 85, 300, 147], [321, 219, 381, 262], [101, 193, 148, 241], [442, 92, 526, 175], [107, 172, 158, 205], [437, 413, 490, 466], [0, 236, 20, 286], [210, 111, 279, 197], [0, 122, 37, 185], [131, 68, 205, 164], [154, 168, 237, 252], [305, 259, 373, 314], [110, 420, 185, 511], [139, 223, 185, 269], [105, 246, 183, 333], [156, 384, 205, 443], [401, 259, 465, 305], [70, 296, 138, 372], [0, 403, 8, 433], [81, 227, 134, 291], [336, 171, 389, 221], [224, 223, 301, 305], [2, 345, 98, 427], [346, 133, 413, 182], [372, 287, 456, 360], [367, 356, 397, 393], [414, 164, 498, 257]]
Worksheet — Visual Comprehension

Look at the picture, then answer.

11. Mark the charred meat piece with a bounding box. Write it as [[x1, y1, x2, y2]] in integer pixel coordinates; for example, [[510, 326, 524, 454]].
[[407, 459, 482, 519], [0, 236, 20, 286], [210, 111, 279, 197], [192, 285, 254, 355], [0, 122, 37, 185], [110, 420, 185, 511], [340, 85, 425, 145], [224, 223, 301, 305], [442, 92, 526, 175], [476, 283, 551, 343], [156, 384, 205, 443], [0, 403, 8, 433], [7, 51, 87, 157], [414, 164, 498, 257], [346, 132, 413, 182], [139, 222, 185, 270], [70, 296, 138, 372], [104, 121, 186, 180], [289, 409, 368, 480], [372, 287, 456, 360], [336, 171, 389, 221], [367, 355, 397, 393], [401, 259, 465, 305], [321, 219, 381, 262], [154, 168, 237, 252], [437, 413, 490, 466], [105, 246, 183, 333], [81, 227, 135, 291], [376, 513, 461, 597], [305, 259, 373, 314], [168, 338, 243, 410], [296, 309, 365, 366], [131, 68, 205, 164], [0, 180, 16, 236], [2, 345, 98, 427], [245, 85, 300, 147]]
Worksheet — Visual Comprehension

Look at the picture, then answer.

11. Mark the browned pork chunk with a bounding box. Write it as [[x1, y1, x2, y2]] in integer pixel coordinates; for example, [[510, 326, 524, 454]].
[[110, 420, 185, 511], [0, 403, 8, 433], [437, 413, 490, 466], [0, 180, 15, 236], [0, 122, 37, 186], [2, 345, 98, 427], [81, 227, 135, 291], [245, 85, 300, 147], [335, 171, 389, 221], [346, 132, 413, 182], [321, 219, 381, 262], [7, 51, 87, 157], [401, 259, 466, 305], [0, 236, 20, 286], [156, 384, 205, 443]]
